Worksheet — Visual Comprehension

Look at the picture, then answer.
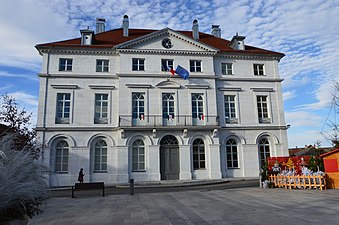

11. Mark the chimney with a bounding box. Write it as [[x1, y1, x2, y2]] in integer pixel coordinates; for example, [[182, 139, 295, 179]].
[[229, 33, 246, 50], [122, 15, 129, 37], [211, 25, 221, 38], [192, 19, 199, 40], [96, 18, 105, 33]]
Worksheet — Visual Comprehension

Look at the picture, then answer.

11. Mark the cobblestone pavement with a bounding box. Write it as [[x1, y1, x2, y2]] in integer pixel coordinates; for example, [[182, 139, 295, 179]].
[[28, 187, 339, 225]]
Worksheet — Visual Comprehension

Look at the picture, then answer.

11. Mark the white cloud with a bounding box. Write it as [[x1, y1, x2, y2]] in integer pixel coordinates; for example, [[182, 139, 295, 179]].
[[0, 71, 39, 82], [8, 91, 38, 107], [283, 90, 296, 101], [285, 111, 322, 127]]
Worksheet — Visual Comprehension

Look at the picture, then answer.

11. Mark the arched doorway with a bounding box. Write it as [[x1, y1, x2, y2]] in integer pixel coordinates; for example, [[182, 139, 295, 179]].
[[160, 135, 179, 180]]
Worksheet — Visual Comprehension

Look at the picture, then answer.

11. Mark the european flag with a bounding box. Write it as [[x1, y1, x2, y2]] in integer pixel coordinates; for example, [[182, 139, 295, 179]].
[[175, 65, 190, 80]]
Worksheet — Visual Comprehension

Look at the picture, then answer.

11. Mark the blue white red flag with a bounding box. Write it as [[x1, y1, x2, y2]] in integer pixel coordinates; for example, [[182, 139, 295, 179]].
[[175, 65, 190, 79], [167, 66, 175, 76]]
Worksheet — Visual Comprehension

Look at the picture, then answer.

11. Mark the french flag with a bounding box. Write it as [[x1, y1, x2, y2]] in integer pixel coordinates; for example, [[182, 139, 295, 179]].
[[167, 66, 175, 76]]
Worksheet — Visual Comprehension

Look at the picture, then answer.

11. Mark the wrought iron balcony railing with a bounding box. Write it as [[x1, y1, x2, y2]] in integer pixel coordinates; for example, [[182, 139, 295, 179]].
[[119, 115, 219, 127]]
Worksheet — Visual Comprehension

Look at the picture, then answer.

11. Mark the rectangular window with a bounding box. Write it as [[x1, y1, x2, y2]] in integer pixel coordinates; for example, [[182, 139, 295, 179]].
[[96, 59, 109, 72], [226, 139, 238, 168], [224, 95, 237, 123], [132, 140, 145, 171], [192, 93, 204, 120], [162, 93, 175, 119], [161, 59, 174, 71], [257, 95, 270, 123], [94, 94, 108, 124], [222, 63, 233, 75], [253, 64, 264, 75], [132, 93, 145, 120], [59, 58, 73, 71], [56, 93, 71, 124], [190, 60, 202, 72], [132, 58, 145, 71]]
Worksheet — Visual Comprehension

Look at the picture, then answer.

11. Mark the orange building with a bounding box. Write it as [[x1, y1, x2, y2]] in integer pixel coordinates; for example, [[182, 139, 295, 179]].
[[321, 149, 339, 189]]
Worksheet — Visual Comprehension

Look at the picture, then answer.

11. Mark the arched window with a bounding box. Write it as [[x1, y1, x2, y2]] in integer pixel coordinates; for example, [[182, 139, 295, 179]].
[[132, 139, 145, 171], [193, 138, 205, 169], [259, 138, 270, 166], [55, 140, 69, 172], [226, 138, 238, 168], [94, 139, 107, 172]]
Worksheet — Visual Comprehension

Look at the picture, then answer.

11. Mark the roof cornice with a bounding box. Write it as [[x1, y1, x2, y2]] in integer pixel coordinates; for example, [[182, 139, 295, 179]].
[[37, 47, 117, 55], [115, 28, 219, 52], [117, 49, 216, 56], [215, 52, 283, 61]]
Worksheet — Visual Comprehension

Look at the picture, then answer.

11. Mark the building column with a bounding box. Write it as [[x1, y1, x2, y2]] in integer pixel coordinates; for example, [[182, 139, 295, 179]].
[[116, 145, 129, 183], [179, 145, 191, 180], [148, 145, 160, 181], [242, 144, 260, 177], [209, 144, 222, 179]]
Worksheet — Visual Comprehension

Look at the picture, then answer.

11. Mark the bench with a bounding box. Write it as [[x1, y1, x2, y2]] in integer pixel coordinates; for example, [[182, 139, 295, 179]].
[[71, 182, 105, 198]]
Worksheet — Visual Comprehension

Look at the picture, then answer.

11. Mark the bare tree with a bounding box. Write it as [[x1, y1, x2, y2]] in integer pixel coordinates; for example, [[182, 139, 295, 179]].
[[0, 95, 39, 159]]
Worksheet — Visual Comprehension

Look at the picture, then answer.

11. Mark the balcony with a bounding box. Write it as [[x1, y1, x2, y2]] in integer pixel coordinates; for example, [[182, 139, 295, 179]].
[[119, 115, 219, 128]]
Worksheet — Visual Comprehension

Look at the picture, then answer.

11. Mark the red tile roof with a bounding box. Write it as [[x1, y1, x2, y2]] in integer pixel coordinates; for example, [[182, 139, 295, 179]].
[[36, 28, 284, 57], [320, 148, 339, 158]]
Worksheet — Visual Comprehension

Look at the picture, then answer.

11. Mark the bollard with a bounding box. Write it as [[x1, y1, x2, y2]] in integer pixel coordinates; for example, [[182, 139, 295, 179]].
[[129, 178, 134, 195]]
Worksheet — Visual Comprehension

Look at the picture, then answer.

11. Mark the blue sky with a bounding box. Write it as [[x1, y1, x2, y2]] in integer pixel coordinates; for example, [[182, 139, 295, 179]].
[[0, 0, 338, 148]]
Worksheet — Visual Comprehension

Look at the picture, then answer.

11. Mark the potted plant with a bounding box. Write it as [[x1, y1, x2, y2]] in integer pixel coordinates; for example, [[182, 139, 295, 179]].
[[0, 135, 47, 224]]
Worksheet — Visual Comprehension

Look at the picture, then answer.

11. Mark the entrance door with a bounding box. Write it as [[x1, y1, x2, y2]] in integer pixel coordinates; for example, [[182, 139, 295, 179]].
[[160, 135, 179, 180]]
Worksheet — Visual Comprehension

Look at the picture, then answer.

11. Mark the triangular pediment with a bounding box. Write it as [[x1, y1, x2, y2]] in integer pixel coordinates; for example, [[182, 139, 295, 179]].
[[156, 80, 182, 89], [115, 28, 218, 53]]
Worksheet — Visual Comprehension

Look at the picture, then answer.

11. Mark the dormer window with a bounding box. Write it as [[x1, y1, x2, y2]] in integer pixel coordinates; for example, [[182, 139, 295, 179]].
[[229, 34, 246, 50], [80, 29, 94, 45]]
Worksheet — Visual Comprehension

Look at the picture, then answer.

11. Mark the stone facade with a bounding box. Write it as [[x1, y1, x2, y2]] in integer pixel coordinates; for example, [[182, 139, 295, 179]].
[[35, 18, 288, 187]]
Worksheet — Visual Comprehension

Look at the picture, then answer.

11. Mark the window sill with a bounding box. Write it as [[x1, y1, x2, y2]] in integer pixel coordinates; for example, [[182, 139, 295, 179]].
[[93, 171, 108, 173], [227, 167, 240, 169], [54, 171, 69, 174], [132, 170, 146, 172]]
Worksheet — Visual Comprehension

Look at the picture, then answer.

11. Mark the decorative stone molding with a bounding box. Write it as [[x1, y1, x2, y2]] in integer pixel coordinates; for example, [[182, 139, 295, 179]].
[[156, 80, 181, 89], [185, 84, 210, 89], [89, 85, 115, 89], [250, 87, 274, 92], [125, 84, 152, 88], [51, 84, 78, 89], [218, 87, 242, 91]]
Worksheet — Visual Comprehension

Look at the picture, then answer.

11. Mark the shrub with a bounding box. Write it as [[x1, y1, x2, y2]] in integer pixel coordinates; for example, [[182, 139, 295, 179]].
[[0, 135, 47, 222]]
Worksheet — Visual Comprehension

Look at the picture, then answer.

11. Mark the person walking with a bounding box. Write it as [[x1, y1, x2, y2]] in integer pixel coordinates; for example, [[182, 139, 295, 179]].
[[78, 168, 85, 183]]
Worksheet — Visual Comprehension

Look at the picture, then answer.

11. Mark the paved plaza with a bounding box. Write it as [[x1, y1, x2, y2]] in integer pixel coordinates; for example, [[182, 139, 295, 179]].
[[28, 186, 339, 225]]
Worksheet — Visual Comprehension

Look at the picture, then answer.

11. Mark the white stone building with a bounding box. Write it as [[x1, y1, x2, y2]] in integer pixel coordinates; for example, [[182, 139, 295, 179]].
[[35, 16, 288, 187]]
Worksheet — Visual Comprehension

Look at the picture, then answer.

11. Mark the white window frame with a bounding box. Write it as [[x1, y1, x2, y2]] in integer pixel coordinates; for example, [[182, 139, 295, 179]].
[[94, 93, 109, 124], [192, 93, 204, 120], [132, 139, 145, 171], [162, 93, 175, 119], [224, 95, 238, 123], [222, 63, 233, 75], [56, 93, 71, 124], [55, 140, 69, 172], [132, 93, 145, 120], [161, 59, 174, 71], [132, 58, 145, 71], [96, 59, 109, 72], [94, 139, 108, 172], [193, 138, 205, 169], [253, 64, 265, 76], [259, 138, 270, 167], [190, 60, 202, 72], [226, 138, 239, 168], [257, 95, 271, 123], [59, 58, 73, 71]]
